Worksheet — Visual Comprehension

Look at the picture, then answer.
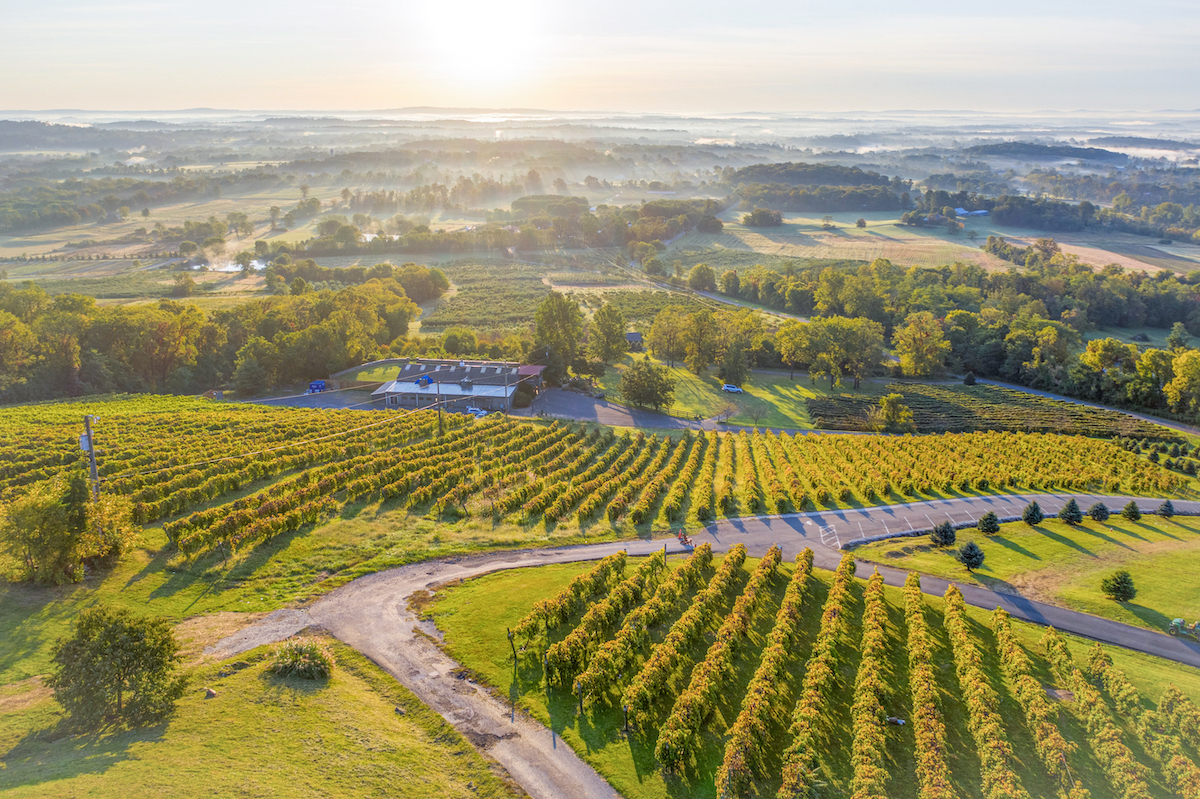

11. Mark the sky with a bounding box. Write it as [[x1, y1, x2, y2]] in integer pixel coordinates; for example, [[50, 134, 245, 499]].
[[2, 0, 1198, 112]]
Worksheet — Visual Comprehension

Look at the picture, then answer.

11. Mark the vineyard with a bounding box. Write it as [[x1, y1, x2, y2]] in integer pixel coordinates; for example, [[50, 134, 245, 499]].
[[807, 383, 1179, 439], [433, 551, 1200, 799], [0, 397, 1186, 561]]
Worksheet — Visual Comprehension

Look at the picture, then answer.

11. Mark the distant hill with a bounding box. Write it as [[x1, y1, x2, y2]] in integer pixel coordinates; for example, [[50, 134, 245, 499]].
[[964, 141, 1127, 163], [1088, 136, 1199, 151]]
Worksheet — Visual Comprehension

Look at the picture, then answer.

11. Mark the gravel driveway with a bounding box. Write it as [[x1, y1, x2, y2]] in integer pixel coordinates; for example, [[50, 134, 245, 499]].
[[209, 492, 1200, 799]]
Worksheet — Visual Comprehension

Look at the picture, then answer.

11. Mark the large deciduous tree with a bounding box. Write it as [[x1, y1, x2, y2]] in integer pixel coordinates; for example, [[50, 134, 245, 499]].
[[49, 606, 187, 730], [894, 311, 950, 378], [587, 303, 629, 365], [620, 359, 676, 411], [647, 305, 688, 368], [534, 292, 584, 383]]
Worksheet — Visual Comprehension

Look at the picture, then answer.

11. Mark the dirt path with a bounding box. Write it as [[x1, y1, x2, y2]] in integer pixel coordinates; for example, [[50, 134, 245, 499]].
[[209, 493, 1200, 799]]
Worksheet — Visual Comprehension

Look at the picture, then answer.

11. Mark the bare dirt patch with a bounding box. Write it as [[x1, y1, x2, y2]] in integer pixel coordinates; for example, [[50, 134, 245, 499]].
[[0, 677, 52, 712], [176, 611, 268, 664]]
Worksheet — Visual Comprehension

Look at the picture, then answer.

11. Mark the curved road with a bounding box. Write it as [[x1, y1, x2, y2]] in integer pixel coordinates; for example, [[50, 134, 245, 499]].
[[209, 493, 1200, 799]]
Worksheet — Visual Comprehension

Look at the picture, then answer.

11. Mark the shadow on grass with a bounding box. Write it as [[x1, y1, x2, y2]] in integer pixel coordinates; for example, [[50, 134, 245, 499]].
[[1030, 524, 1098, 558], [0, 717, 166, 790], [990, 535, 1042, 562]]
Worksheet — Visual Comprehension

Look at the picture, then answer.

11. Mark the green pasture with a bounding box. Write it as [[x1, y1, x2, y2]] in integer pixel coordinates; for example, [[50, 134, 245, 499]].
[[431, 553, 1200, 799], [854, 515, 1200, 633], [598, 353, 883, 429], [0, 640, 518, 798]]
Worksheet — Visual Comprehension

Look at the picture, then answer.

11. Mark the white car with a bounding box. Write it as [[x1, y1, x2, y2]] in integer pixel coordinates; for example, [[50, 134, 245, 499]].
[[721, 384, 744, 394], [465, 406, 487, 417]]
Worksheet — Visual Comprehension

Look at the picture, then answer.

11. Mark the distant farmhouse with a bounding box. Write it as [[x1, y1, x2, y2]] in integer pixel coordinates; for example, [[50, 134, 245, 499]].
[[626, 331, 644, 352], [372, 359, 545, 412]]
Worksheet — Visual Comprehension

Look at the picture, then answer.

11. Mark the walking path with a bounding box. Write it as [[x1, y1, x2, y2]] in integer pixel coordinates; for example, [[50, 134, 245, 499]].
[[209, 492, 1200, 799]]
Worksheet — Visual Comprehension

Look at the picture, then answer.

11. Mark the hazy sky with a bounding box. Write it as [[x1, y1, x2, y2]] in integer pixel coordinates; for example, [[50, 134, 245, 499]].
[[3, 0, 1198, 112]]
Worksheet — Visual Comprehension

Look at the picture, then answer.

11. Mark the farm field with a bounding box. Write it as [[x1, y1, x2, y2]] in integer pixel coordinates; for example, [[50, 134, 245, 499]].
[[0, 637, 519, 798], [807, 381, 1177, 438], [854, 515, 1200, 634], [671, 209, 1200, 274], [430, 549, 1200, 799]]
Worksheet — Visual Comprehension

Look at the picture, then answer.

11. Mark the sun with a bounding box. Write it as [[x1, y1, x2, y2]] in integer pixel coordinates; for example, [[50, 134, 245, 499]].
[[412, 1, 546, 89]]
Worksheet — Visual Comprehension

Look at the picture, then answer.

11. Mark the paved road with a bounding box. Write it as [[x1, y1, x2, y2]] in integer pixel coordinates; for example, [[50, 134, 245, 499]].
[[210, 492, 1200, 799]]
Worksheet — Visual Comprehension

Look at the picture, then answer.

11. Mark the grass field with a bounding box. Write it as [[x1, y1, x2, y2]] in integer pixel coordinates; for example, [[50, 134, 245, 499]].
[[667, 209, 1200, 275], [0, 638, 519, 798], [598, 355, 850, 428], [431, 553, 1200, 799], [854, 515, 1200, 634]]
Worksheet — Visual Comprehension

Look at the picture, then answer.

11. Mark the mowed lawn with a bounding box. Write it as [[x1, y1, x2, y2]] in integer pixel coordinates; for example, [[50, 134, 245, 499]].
[[598, 353, 887, 429], [431, 552, 1200, 799], [0, 639, 518, 798], [854, 515, 1200, 633]]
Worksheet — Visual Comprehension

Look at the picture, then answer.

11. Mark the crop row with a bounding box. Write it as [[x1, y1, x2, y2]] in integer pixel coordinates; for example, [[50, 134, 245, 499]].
[[943, 586, 1029, 799], [607, 437, 677, 521], [778, 553, 857, 799], [654, 545, 782, 772], [624, 544, 748, 730], [714, 549, 813, 799], [990, 608, 1077, 785], [1087, 645, 1200, 798], [545, 551, 666, 688], [903, 574, 953, 799], [577, 544, 714, 703], [848, 571, 889, 799], [1042, 628, 1152, 799], [629, 434, 694, 523], [513, 551, 627, 639]]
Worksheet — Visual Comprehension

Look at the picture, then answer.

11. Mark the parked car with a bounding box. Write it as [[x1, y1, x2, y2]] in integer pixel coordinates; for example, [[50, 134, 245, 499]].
[[465, 406, 487, 417], [721, 384, 744, 394]]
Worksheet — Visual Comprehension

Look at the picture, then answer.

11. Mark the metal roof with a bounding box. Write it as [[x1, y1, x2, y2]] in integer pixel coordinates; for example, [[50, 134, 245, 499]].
[[372, 380, 516, 399]]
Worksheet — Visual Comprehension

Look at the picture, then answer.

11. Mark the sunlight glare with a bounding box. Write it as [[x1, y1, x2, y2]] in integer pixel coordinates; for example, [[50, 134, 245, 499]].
[[413, 0, 546, 89]]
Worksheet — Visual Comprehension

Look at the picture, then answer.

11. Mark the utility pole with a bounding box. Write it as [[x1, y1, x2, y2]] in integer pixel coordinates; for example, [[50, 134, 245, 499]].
[[504, 363, 510, 417], [82, 415, 100, 500], [436, 380, 443, 437]]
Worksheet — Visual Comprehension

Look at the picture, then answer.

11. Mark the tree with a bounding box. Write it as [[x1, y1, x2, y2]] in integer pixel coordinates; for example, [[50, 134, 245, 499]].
[[866, 393, 915, 433], [647, 306, 688, 368], [718, 338, 749, 386], [856, 218, 867, 229], [178, 240, 198, 256], [682, 310, 718, 374], [1122, 501, 1142, 522], [300, 183, 311, 199], [235, 251, 254, 276], [268, 206, 281, 227], [587, 303, 629, 365], [1057, 498, 1083, 525], [963, 371, 976, 385], [290, 277, 309, 296], [978, 510, 1000, 535], [687, 263, 716, 292], [719, 270, 740, 296], [1167, 321, 1191, 351], [534, 292, 585, 383], [894, 311, 950, 377], [234, 354, 267, 396], [644, 257, 665, 276], [48, 606, 187, 730], [958, 541, 985, 572], [0, 478, 72, 583], [1101, 571, 1137, 602], [775, 318, 811, 380], [1022, 501, 1044, 525], [1158, 499, 1175, 518], [141, 208, 150, 218], [1088, 503, 1110, 522], [930, 521, 956, 548], [620, 359, 675, 410]]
